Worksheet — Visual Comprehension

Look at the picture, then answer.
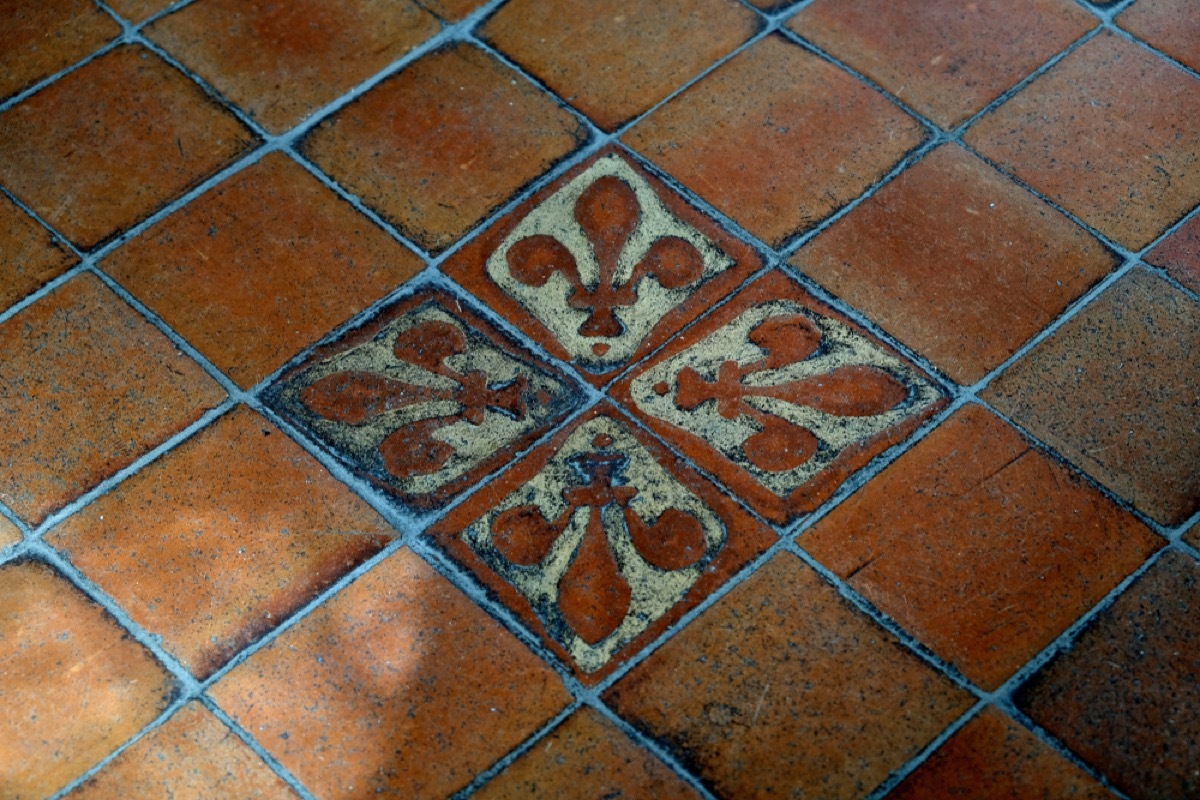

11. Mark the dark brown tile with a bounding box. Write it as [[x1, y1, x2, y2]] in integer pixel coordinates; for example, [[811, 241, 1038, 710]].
[[106, 0, 174, 23], [1118, 0, 1200, 73], [0, 0, 120, 101], [0, 192, 76, 311], [1143, 212, 1200, 294]]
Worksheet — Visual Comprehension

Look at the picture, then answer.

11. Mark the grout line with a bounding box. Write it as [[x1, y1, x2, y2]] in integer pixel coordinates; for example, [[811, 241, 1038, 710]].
[[862, 701, 988, 800], [446, 704, 582, 800], [200, 700, 322, 800]]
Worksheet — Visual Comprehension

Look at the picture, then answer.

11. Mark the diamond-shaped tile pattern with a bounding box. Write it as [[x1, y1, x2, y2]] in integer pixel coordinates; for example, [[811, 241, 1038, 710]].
[[0, 0, 119, 102], [1144, 212, 1200, 294], [0, 192, 77, 311], [1117, 0, 1200, 73]]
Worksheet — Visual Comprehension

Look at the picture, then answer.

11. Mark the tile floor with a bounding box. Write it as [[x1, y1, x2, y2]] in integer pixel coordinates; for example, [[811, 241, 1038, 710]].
[[1, 0, 1198, 798]]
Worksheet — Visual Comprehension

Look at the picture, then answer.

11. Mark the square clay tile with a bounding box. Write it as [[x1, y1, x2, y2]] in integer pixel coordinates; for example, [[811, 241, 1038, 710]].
[[474, 707, 702, 800], [0, 516, 19, 551], [786, 0, 1095, 129], [102, 152, 423, 388], [301, 42, 587, 254], [427, 404, 777, 684], [443, 147, 763, 386], [46, 406, 396, 680], [1143, 212, 1200, 294], [1015, 551, 1200, 799], [1118, 0, 1200, 73], [264, 287, 581, 513], [0, 560, 175, 798], [415, 0, 485, 20], [603, 552, 974, 799], [983, 267, 1200, 526], [66, 702, 299, 800], [106, 0, 174, 23], [480, 0, 760, 131], [0, 192, 77, 311], [209, 548, 572, 800], [611, 270, 947, 524], [965, 32, 1200, 250], [0, 0, 120, 101], [800, 404, 1162, 690], [0, 45, 257, 251], [0, 274, 225, 525], [145, 0, 440, 134], [622, 34, 926, 248], [791, 144, 1117, 384]]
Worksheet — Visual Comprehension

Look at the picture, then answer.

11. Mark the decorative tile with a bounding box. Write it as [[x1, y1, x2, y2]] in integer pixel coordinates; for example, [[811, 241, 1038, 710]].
[[984, 267, 1200, 526], [0, 192, 77, 311], [102, 152, 423, 388], [0, 0, 120, 102], [301, 43, 586, 253], [266, 288, 579, 513], [800, 404, 1161, 689], [0, 274, 225, 525], [428, 405, 776, 683], [210, 548, 571, 800], [0, 560, 175, 798], [603, 553, 974, 799], [1118, 0, 1200, 73], [612, 271, 946, 523], [444, 147, 762, 386], [47, 407, 395, 679], [1144, 212, 1200, 294], [0, 45, 257, 250]]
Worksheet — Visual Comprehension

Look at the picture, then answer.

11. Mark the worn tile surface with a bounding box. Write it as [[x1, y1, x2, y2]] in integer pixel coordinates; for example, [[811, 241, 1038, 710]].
[[0, 517, 20, 551], [1117, 0, 1200, 73], [1143, 211, 1200, 294], [0, 192, 77, 311], [0, 0, 120, 102]]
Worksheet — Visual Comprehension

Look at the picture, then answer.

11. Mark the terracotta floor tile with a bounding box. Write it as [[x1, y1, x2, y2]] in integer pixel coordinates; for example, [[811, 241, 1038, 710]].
[[429, 404, 777, 684], [46, 406, 395, 679], [102, 152, 423, 388], [0, 517, 19, 551], [66, 702, 298, 800], [984, 267, 1200, 526], [1016, 551, 1200, 799], [415, 0, 486, 21], [0, 274, 225, 525], [210, 548, 571, 800], [0, 0, 120, 101], [801, 404, 1161, 689], [612, 271, 946, 523], [146, 0, 440, 134], [1186, 522, 1200, 548], [443, 146, 762, 386], [1143, 212, 1200, 294], [623, 34, 926, 248], [475, 707, 702, 800], [965, 32, 1200, 250], [0, 192, 77, 311], [792, 144, 1116, 384], [603, 552, 973, 799], [787, 0, 1094, 129], [1118, 0, 1200, 73], [481, 0, 759, 130], [265, 287, 580, 513], [301, 43, 586, 253], [106, 0, 174, 23], [0, 560, 176, 798]]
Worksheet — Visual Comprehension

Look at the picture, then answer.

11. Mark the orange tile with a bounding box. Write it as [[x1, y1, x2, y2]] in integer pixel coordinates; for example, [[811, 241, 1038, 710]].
[[0, 516, 21, 551], [801, 405, 1161, 689], [0, 0, 119, 101], [1143, 212, 1200, 294], [302, 43, 586, 253], [625, 35, 925, 248], [0, 274, 225, 525], [788, 0, 1094, 128], [0, 45, 257, 250], [0, 192, 77, 311], [416, 0, 486, 21], [47, 406, 395, 679], [66, 702, 298, 800], [984, 267, 1200, 526], [475, 708, 701, 800], [603, 553, 973, 799], [1118, 0, 1200, 73], [966, 33, 1200, 249], [103, 153, 423, 388], [0, 560, 175, 798], [146, 0, 440, 134], [481, 0, 758, 130], [106, 0, 174, 22]]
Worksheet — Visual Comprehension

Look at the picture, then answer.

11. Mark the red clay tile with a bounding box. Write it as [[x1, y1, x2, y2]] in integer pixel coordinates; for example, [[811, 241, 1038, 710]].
[[210, 548, 571, 800], [787, 0, 1094, 128], [984, 267, 1200, 526], [792, 144, 1116, 384], [623, 34, 925, 247], [741, 0, 793, 10], [0, 274, 225, 525], [612, 271, 946, 523], [266, 287, 580, 513], [146, 0, 440, 134], [0, 192, 77, 311], [106, 0, 174, 22], [801, 404, 1161, 689], [0, 45, 256, 250], [416, 0, 486, 21], [302, 43, 586, 253], [1118, 0, 1200, 73], [475, 707, 702, 800], [1016, 551, 1200, 799], [429, 404, 776, 684], [66, 702, 298, 800], [1143, 212, 1200, 294], [47, 406, 395, 679], [603, 552, 973, 799], [481, 0, 759, 130], [0, 516, 19, 551], [0, 0, 120, 101], [966, 32, 1200, 249], [0, 560, 176, 798], [443, 147, 762, 386], [102, 152, 423, 388]]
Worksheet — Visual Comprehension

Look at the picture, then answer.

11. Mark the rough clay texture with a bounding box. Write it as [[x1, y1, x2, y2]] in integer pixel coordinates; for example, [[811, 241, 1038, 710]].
[[1143, 211, 1200, 295], [0, 0, 119, 102], [0, 192, 77, 311]]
